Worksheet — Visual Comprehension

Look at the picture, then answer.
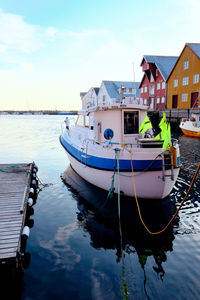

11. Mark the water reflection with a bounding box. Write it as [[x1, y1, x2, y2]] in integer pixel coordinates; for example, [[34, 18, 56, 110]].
[[62, 165, 178, 280]]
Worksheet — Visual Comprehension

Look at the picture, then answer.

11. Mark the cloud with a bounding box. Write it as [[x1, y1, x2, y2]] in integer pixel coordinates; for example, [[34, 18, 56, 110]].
[[0, 8, 59, 54], [66, 29, 109, 40]]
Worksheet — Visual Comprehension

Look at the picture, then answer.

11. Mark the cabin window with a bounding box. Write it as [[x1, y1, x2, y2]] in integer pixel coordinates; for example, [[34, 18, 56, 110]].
[[76, 115, 89, 127], [124, 111, 139, 134]]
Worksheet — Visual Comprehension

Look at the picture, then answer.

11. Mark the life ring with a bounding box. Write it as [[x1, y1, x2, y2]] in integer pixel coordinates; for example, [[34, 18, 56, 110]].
[[190, 117, 195, 122], [104, 128, 114, 140]]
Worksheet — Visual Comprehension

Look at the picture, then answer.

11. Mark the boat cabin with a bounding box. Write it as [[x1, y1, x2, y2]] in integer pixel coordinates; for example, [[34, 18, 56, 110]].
[[76, 104, 148, 145]]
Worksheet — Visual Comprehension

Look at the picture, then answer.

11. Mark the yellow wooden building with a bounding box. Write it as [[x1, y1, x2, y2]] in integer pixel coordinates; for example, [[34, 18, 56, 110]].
[[167, 43, 200, 109]]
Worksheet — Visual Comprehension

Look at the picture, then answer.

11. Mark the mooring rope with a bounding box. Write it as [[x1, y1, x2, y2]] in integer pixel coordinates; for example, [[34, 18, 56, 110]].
[[121, 143, 200, 235], [116, 148, 129, 300]]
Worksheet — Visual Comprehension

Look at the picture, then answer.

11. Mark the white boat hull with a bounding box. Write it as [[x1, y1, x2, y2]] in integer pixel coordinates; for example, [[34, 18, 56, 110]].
[[66, 152, 179, 199]]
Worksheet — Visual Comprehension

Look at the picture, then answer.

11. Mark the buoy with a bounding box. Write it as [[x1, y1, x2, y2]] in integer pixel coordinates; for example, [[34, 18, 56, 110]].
[[29, 187, 35, 198], [28, 198, 33, 207], [31, 173, 37, 179], [22, 226, 30, 239], [32, 164, 38, 172], [27, 206, 34, 216], [25, 218, 34, 228], [30, 179, 37, 188]]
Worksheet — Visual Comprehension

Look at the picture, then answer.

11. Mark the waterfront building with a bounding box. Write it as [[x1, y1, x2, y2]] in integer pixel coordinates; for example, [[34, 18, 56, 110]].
[[97, 80, 140, 106], [80, 81, 141, 109], [139, 55, 178, 110], [167, 43, 200, 109], [80, 87, 99, 109]]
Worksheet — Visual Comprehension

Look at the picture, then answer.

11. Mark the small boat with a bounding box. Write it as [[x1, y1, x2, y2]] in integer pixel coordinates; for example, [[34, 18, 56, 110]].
[[60, 103, 180, 199], [179, 113, 200, 137]]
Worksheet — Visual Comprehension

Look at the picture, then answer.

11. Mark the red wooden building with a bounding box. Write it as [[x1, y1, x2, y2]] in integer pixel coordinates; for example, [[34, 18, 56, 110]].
[[139, 56, 178, 110]]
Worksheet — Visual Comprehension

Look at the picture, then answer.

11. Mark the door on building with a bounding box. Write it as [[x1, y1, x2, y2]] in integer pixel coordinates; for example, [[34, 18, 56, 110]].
[[172, 95, 178, 108], [149, 98, 154, 109], [191, 92, 198, 108]]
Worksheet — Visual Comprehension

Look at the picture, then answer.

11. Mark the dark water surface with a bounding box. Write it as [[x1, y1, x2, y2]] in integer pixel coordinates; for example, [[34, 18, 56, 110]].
[[0, 115, 200, 300]]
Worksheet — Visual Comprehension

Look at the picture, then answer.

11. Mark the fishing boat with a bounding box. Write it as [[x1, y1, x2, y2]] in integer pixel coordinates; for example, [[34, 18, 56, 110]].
[[60, 103, 180, 199], [179, 113, 200, 137]]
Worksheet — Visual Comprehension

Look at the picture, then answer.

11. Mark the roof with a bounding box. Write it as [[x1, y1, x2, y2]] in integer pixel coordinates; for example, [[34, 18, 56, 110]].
[[141, 55, 178, 81], [187, 43, 200, 58], [167, 43, 200, 81], [93, 88, 100, 95], [102, 80, 140, 100]]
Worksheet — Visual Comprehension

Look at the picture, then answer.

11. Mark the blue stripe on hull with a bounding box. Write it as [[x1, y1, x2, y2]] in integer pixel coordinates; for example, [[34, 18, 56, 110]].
[[60, 135, 171, 172]]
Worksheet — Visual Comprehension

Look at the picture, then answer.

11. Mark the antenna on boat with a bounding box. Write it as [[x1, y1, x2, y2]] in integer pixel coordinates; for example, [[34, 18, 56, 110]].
[[132, 62, 136, 100]]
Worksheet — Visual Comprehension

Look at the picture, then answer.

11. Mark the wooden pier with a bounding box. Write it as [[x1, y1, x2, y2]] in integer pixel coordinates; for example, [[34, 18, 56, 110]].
[[0, 163, 34, 264]]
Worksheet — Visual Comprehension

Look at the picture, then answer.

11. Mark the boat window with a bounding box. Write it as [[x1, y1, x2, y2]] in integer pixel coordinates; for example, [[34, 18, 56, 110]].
[[76, 115, 89, 127], [124, 111, 139, 134]]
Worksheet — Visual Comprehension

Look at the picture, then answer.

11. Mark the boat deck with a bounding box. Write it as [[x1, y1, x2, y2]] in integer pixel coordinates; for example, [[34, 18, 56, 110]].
[[0, 163, 33, 263]]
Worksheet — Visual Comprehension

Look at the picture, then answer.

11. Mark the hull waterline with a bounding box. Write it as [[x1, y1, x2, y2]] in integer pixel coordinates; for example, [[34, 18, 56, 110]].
[[64, 150, 179, 199]]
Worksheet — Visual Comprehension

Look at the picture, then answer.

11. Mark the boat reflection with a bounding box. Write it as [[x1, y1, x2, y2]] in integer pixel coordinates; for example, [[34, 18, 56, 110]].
[[62, 165, 179, 279]]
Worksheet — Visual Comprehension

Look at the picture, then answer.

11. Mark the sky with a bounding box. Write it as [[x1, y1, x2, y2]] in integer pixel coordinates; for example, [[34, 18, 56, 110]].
[[0, 0, 199, 111]]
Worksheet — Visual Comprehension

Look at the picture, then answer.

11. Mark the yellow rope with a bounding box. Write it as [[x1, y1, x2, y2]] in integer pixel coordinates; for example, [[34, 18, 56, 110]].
[[121, 143, 200, 235]]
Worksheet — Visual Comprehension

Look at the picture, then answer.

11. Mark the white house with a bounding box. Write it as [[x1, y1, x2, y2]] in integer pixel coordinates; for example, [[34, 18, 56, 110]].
[[80, 87, 99, 109], [80, 81, 141, 109], [97, 81, 141, 106]]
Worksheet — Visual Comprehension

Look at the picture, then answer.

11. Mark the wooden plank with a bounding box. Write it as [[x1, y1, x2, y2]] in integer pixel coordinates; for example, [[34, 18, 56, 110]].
[[0, 234, 20, 239], [0, 163, 33, 261], [0, 238, 19, 244], [0, 243, 18, 249], [0, 247, 17, 254], [0, 221, 22, 227], [0, 252, 17, 259], [0, 226, 21, 236]]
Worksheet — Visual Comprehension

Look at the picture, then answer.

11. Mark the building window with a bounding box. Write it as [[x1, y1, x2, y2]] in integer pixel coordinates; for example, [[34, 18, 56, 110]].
[[129, 88, 132, 92], [174, 79, 178, 88], [161, 97, 165, 103], [181, 93, 188, 102], [103, 95, 106, 104], [144, 86, 147, 93], [184, 60, 189, 70], [193, 74, 199, 84], [144, 99, 147, 105], [157, 83, 160, 90], [156, 97, 160, 104], [182, 76, 189, 86], [141, 87, 143, 93], [161, 82, 165, 89], [150, 85, 155, 95], [124, 111, 139, 134]]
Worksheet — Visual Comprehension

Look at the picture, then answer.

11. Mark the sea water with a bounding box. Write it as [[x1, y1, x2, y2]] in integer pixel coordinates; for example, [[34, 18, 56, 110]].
[[0, 115, 199, 300]]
